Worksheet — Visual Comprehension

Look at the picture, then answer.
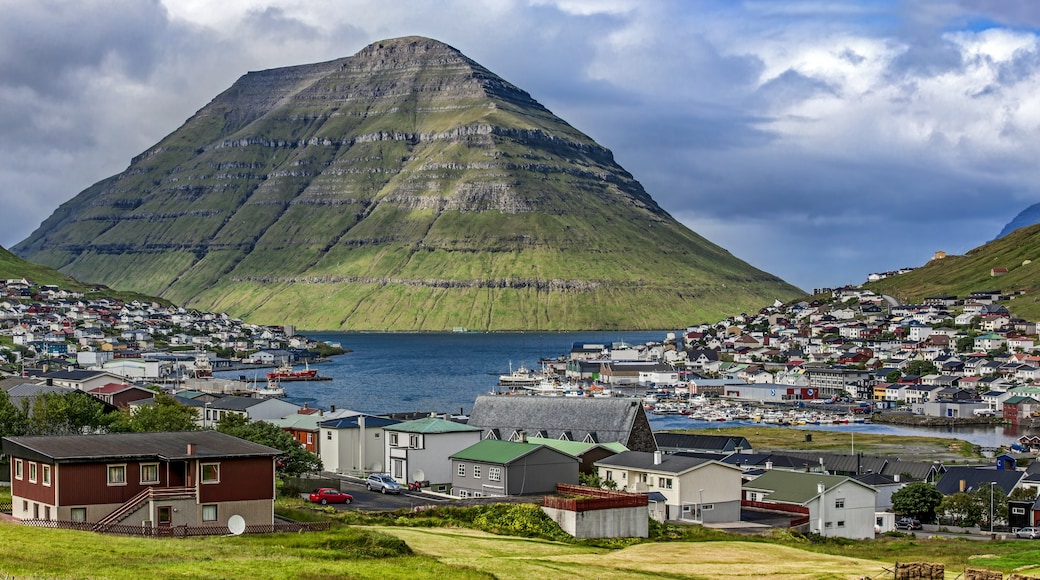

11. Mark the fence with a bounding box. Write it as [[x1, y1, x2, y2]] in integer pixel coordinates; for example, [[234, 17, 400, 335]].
[[543, 483, 649, 512], [21, 519, 330, 538]]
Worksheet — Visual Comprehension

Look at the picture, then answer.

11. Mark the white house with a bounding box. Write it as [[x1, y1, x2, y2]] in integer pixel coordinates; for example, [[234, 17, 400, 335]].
[[743, 470, 877, 539], [319, 414, 400, 477], [594, 450, 743, 524], [383, 416, 482, 492]]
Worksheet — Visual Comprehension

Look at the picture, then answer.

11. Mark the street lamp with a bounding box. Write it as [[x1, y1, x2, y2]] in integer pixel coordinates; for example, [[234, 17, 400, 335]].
[[990, 481, 996, 534]]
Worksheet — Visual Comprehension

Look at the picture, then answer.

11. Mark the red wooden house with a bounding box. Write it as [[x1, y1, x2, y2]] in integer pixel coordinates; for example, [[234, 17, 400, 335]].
[[2, 431, 279, 530]]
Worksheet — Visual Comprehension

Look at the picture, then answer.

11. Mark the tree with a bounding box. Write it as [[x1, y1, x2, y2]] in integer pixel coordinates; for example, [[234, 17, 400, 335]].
[[110, 392, 198, 433], [939, 492, 982, 526], [891, 482, 944, 523], [885, 370, 902, 383], [904, 360, 938, 377], [1009, 486, 1038, 501], [955, 335, 975, 352], [0, 390, 27, 437], [23, 391, 112, 436], [971, 483, 1007, 529], [216, 414, 322, 476]]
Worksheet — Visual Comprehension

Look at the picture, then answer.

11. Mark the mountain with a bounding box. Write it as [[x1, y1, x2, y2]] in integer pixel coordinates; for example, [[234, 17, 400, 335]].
[[14, 36, 802, 331], [997, 202, 1040, 239], [0, 244, 83, 288], [867, 222, 1040, 319]]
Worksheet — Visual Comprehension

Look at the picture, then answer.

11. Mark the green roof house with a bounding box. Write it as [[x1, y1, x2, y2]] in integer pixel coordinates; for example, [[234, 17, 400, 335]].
[[743, 470, 877, 539], [449, 440, 578, 498]]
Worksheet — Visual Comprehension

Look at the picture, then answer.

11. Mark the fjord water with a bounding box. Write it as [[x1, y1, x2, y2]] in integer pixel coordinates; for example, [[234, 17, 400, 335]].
[[222, 331, 1026, 448]]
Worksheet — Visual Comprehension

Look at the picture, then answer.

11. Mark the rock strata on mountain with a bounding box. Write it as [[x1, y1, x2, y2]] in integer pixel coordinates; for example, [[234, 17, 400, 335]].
[[15, 36, 802, 330]]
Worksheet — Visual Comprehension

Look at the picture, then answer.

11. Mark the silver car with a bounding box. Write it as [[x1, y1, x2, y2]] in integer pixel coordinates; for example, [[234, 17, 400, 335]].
[[1016, 526, 1040, 539], [366, 473, 402, 494]]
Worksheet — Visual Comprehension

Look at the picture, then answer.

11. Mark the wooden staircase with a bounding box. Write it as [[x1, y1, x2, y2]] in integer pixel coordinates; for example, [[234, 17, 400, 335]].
[[92, 486, 196, 531]]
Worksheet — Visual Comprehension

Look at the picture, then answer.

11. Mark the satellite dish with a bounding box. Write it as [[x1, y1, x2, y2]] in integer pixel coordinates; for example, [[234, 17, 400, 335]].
[[227, 515, 246, 536], [410, 469, 425, 482]]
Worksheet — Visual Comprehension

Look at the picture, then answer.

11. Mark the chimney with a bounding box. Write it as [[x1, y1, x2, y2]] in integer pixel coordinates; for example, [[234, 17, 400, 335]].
[[765, 461, 773, 470], [186, 443, 196, 455], [654, 450, 663, 465], [959, 479, 966, 492], [518, 430, 527, 443], [330, 404, 335, 412], [893, 474, 900, 482]]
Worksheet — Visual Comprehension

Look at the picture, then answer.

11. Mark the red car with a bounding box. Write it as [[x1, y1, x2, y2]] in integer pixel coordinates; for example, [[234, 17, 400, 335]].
[[308, 487, 353, 505]]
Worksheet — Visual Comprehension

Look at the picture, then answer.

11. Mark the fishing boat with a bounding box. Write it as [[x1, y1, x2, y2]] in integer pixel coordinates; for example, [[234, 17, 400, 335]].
[[498, 363, 541, 387], [267, 361, 320, 381]]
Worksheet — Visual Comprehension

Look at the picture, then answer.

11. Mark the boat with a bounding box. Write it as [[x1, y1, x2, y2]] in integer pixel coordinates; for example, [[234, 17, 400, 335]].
[[192, 353, 213, 379], [498, 363, 541, 387], [250, 378, 286, 398], [266, 361, 321, 381]]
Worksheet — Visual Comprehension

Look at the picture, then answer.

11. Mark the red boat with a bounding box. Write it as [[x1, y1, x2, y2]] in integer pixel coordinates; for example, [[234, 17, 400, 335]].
[[266, 362, 318, 381]]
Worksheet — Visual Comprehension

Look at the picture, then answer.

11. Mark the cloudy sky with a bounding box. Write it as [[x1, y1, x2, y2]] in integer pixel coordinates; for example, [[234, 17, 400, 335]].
[[3, 0, 1040, 291]]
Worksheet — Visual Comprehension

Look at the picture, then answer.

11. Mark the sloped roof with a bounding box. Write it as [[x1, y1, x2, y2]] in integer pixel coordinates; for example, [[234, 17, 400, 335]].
[[527, 436, 626, 457], [385, 416, 481, 434], [449, 439, 572, 465], [318, 415, 400, 430], [720, 452, 815, 470], [744, 470, 874, 505], [654, 432, 751, 453], [2, 430, 279, 464], [782, 451, 887, 475], [935, 466, 1025, 496], [267, 413, 324, 431], [466, 395, 654, 451], [594, 450, 735, 476]]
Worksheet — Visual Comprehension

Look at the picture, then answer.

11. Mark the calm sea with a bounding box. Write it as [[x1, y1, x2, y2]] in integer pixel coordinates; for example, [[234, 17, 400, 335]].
[[217, 331, 1033, 449]]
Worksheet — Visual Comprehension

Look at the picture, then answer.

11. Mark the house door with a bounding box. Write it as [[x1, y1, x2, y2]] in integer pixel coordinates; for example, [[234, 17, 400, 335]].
[[157, 506, 172, 527]]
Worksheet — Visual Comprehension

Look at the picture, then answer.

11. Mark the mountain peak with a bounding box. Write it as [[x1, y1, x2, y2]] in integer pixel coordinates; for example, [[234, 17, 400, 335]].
[[14, 37, 801, 330]]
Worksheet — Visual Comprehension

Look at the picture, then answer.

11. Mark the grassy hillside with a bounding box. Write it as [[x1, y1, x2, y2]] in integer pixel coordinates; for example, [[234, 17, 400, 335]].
[[866, 222, 1040, 319], [15, 37, 802, 331], [0, 245, 84, 288]]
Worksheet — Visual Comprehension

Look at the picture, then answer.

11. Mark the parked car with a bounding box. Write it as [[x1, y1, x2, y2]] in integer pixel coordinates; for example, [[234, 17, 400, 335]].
[[895, 517, 922, 530], [366, 473, 403, 494], [308, 487, 353, 505], [1015, 526, 1040, 539]]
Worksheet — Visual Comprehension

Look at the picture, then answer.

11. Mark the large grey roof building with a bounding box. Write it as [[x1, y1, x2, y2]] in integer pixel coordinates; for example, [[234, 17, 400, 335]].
[[466, 395, 657, 452]]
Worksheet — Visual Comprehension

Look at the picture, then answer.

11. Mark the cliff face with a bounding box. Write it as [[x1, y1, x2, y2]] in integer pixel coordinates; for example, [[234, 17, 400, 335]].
[[997, 202, 1040, 239], [15, 36, 802, 330]]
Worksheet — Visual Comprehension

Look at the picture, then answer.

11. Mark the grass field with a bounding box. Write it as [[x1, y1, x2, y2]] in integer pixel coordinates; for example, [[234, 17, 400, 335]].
[[681, 426, 977, 460]]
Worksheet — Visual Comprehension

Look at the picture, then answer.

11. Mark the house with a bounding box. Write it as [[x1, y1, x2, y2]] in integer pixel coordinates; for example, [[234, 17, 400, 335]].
[[86, 383, 156, 408], [2, 431, 279, 529], [36, 370, 129, 392], [267, 412, 325, 454], [204, 395, 302, 423], [1002, 396, 1040, 426], [594, 450, 743, 523], [742, 470, 878, 539], [526, 437, 626, 474], [935, 465, 1026, 497], [466, 395, 657, 452], [654, 432, 752, 455], [449, 439, 579, 498], [383, 416, 482, 491], [319, 414, 400, 477]]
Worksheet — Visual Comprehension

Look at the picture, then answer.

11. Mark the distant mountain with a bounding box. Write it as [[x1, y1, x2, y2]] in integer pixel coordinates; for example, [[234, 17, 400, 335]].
[[0, 245, 83, 288], [15, 36, 802, 331], [867, 222, 1040, 319], [997, 202, 1040, 239]]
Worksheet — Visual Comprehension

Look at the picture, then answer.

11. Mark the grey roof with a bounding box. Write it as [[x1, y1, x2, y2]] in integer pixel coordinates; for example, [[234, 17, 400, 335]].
[[935, 466, 1025, 496], [720, 452, 814, 470], [467, 395, 655, 451], [595, 450, 717, 476], [2, 430, 280, 464], [655, 432, 751, 453], [782, 451, 887, 475]]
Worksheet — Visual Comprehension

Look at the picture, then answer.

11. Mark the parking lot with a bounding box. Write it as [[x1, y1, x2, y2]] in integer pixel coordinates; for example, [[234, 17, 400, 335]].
[[301, 477, 450, 511]]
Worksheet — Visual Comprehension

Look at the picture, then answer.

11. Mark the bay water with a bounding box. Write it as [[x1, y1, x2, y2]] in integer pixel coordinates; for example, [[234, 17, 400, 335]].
[[217, 331, 1030, 449]]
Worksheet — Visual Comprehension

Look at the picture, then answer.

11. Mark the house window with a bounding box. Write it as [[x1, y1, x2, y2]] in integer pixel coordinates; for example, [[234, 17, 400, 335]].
[[834, 498, 845, 509], [472, 465, 481, 479], [748, 492, 759, 502], [824, 522, 832, 528], [28, 462, 37, 484], [410, 434, 420, 448], [326, 430, 332, 440], [107, 464, 127, 486], [201, 463, 220, 484], [702, 504, 714, 511], [140, 463, 159, 484], [488, 467, 501, 481], [306, 433, 313, 445], [14, 459, 22, 480], [605, 470, 613, 481], [202, 504, 218, 522], [639, 473, 648, 483], [658, 478, 673, 489], [457, 463, 466, 477], [837, 520, 845, 528], [389, 433, 399, 446], [71, 508, 86, 522], [393, 459, 404, 479], [42, 465, 51, 487], [44, 506, 51, 520], [1012, 507, 1026, 515]]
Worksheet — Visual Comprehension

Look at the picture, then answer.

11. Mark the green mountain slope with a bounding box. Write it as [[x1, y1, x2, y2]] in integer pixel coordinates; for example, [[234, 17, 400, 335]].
[[0, 245, 84, 288], [15, 36, 802, 330], [867, 222, 1040, 319]]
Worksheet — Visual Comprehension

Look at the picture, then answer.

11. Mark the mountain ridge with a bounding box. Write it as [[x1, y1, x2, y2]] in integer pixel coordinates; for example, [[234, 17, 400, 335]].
[[15, 36, 802, 330]]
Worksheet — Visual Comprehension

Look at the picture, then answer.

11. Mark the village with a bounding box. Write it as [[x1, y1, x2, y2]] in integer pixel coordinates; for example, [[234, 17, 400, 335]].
[[1, 276, 1040, 544]]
